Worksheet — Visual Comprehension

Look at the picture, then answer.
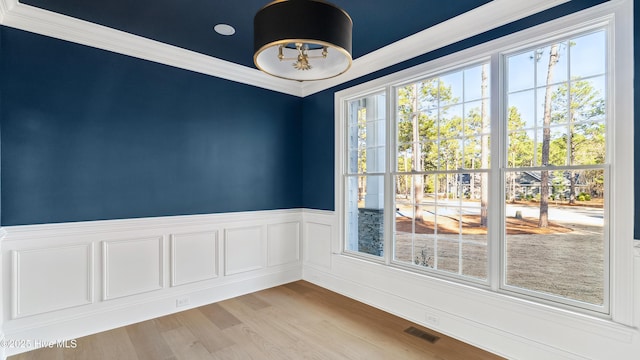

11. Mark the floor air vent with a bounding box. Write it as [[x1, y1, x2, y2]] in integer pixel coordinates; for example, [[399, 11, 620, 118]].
[[404, 326, 440, 344]]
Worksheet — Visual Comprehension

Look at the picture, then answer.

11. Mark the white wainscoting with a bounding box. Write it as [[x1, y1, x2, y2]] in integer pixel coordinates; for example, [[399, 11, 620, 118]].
[[0, 209, 302, 357], [12, 244, 94, 318], [170, 231, 218, 287], [267, 222, 300, 267], [635, 242, 640, 335], [302, 210, 336, 271], [103, 236, 164, 300], [301, 210, 640, 360], [224, 226, 265, 276], [2, 210, 638, 359]]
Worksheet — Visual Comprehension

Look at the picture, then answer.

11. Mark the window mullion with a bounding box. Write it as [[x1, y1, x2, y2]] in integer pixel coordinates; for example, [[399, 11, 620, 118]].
[[489, 52, 503, 292], [384, 85, 395, 265]]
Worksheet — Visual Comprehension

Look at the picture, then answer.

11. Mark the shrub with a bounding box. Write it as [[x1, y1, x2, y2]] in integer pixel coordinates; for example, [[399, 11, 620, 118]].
[[414, 249, 433, 268], [577, 192, 591, 201]]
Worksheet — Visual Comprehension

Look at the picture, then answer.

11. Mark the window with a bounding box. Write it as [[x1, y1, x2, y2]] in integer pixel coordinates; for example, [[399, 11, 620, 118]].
[[337, 5, 633, 317], [345, 92, 386, 258], [393, 63, 491, 282], [503, 30, 608, 311]]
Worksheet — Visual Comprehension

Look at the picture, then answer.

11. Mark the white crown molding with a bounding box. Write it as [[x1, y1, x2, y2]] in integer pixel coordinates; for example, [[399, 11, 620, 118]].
[[0, 0, 304, 97], [300, 0, 570, 96], [0, 0, 10, 22], [0, 0, 569, 97]]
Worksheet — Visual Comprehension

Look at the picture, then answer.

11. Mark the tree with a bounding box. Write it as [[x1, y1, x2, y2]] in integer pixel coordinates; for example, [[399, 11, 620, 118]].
[[411, 84, 423, 217], [506, 106, 534, 167], [480, 63, 489, 226], [539, 44, 560, 228], [397, 79, 454, 220], [506, 106, 534, 201], [550, 80, 605, 203]]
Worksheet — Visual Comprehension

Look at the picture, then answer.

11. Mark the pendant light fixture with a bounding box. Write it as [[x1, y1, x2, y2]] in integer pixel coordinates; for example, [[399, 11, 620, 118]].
[[254, 0, 353, 81]]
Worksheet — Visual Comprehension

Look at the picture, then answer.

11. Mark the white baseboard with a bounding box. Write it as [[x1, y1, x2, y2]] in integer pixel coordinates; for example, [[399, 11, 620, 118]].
[[3, 268, 300, 357], [303, 266, 565, 359]]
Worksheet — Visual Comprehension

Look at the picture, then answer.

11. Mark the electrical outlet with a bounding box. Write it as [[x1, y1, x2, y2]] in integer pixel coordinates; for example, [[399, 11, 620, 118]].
[[176, 296, 190, 307]]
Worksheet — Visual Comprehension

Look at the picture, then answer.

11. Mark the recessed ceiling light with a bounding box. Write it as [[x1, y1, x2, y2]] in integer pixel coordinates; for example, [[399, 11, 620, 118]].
[[214, 24, 235, 36]]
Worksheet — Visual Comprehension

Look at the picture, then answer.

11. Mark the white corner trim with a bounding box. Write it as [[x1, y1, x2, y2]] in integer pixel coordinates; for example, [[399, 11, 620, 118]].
[[634, 241, 640, 257], [0, 0, 10, 22], [0, 0, 569, 97], [0, 0, 303, 97]]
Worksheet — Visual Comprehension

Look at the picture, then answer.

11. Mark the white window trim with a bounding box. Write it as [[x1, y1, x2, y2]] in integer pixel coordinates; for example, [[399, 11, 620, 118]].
[[335, 0, 633, 324]]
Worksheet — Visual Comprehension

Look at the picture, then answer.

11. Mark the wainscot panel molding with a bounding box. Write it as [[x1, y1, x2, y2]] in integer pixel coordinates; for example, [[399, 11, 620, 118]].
[[223, 226, 265, 276], [0, 209, 303, 357], [102, 237, 164, 300], [301, 209, 640, 360], [170, 231, 218, 287], [12, 244, 94, 318], [636, 250, 640, 333], [267, 222, 301, 267], [302, 210, 336, 271], [0, 229, 5, 360]]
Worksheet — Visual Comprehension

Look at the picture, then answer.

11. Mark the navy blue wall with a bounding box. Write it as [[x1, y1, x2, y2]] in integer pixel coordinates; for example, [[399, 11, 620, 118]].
[[301, 0, 621, 214], [301, 91, 335, 210], [0, 27, 302, 225], [0, 0, 633, 232]]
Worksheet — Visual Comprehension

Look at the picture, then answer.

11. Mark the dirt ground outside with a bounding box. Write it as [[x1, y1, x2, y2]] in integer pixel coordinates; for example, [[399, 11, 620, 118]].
[[393, 203, 604, 306]]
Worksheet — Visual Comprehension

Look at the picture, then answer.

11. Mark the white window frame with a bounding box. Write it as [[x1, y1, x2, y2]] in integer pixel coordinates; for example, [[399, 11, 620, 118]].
[[334, 0, 633, 323]]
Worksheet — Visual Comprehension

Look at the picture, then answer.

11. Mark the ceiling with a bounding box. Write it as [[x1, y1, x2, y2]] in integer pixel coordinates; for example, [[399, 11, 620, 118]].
[[0, 0, 573, 96], [19, 0, 493, 68]]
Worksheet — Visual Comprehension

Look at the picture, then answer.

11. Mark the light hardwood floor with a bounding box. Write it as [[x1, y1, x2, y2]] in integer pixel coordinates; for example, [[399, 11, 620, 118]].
[[10, 281, 504, 360]]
